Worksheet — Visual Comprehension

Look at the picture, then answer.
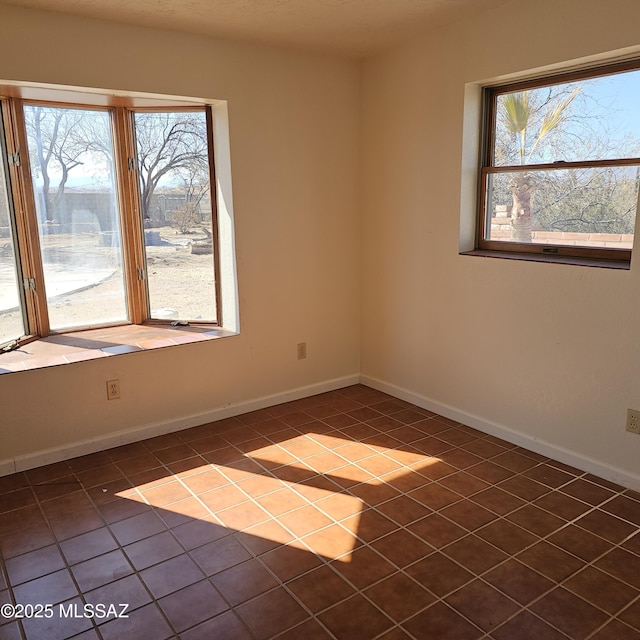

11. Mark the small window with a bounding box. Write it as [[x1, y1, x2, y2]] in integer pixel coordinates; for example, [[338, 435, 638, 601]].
[[477, 60, 640, 267], [0, 90, 229, 351]]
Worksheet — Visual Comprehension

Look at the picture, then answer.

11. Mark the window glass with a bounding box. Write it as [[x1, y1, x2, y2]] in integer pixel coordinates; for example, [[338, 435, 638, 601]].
[[24, 105, 127, 330], [0, 121, 25, 346], [134, 110, 217, 322], [480, 63, 640, 260]]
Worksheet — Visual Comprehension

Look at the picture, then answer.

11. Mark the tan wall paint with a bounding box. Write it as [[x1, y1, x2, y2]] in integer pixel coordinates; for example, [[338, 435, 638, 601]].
[[361, 0, 640, 479], [0, 6, 360, 459]]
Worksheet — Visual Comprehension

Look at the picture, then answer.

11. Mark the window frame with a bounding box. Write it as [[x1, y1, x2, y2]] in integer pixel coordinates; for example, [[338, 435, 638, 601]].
[[0, 91, 223, 350], [475, 58, 640, 267]]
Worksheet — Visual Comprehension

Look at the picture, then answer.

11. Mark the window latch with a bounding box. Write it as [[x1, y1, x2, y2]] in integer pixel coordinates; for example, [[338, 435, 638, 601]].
[[8, 151, 20, 167], [136, 267, 146, 281], [23, 277, 36, 291], [128, 157, 136, 171], [542, 246, 559, 254]]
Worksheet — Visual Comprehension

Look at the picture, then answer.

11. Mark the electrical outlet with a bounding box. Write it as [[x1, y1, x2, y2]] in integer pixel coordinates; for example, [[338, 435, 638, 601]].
[[297, 342, 307, 360], [626, 408, 640, 434], [106, 379, 120, 400]]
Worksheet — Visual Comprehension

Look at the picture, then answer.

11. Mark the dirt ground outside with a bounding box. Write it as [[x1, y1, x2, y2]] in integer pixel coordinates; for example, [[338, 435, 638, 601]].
[[0, 226, 217, 335]]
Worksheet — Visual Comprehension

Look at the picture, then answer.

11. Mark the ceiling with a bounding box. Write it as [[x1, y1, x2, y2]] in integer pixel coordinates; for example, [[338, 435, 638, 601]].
[[0, 0, 509, 58]]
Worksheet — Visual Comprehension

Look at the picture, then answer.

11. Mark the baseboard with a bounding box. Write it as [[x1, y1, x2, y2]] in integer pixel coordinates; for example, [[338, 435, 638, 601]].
[[2, 374, 360, 476], [361, 374, 640, 492]]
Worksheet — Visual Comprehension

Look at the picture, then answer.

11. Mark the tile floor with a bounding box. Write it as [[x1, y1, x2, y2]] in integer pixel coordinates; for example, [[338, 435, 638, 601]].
[[1, 385, 640, 639]]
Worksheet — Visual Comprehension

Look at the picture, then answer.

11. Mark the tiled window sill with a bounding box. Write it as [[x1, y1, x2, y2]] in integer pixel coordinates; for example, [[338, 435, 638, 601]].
[[0, 325, 237, 374]]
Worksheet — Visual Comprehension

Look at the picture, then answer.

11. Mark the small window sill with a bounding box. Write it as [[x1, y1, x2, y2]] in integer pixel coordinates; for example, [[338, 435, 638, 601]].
[[0, 324, 237, 375], [461, 249, 631, 270]]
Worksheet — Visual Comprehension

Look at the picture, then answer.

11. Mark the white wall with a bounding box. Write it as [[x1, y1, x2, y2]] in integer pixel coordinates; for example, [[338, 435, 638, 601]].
[[361, 0, 640, 485], [0, 6, 360, 462]]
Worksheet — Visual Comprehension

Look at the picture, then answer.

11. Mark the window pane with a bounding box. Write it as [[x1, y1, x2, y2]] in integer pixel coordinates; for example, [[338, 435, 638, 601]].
[[24, 105, 127, 331], [485, 167, 639, 247], [0, 140, 25, 345], [494, 69, 640, 166], [134, 111, 217, 322]]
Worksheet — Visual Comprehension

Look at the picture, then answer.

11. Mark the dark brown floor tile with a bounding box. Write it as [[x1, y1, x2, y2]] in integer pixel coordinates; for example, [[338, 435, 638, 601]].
[[100, 602, 173, 640], [564, 566, 638, 614], [470, 487, 526, 516], [21, 596, 94, 640], [190, 535, 252, 576], [439, 449, 483, 470], [116, 452, 163, 477], [466, 461, 513, 484], [595, 548, 640, 589], [534, 492, 592, 520], [489, 610, 568, 640], [259, 543, 322, 582], [76, 464, 125, 489], [71, 548, 133, 591], [623, 532, 640, 556], [237, 586, 308, 640], [409, 483, 461, 510], [0, 505, 46, 536], [505, 505, 565, 537], [159, 579, 228, 632], [0, 473, 28, 495], [331, 546, 396, 589], [341, 508, 398, 543], [560, 478, 616, 506], [171, 516, 229, 550], [445, 579, 520, 632], [591, 619, 640, 640], [620, 599, 640, 630], [403, 602, 482, 640], [49, 506, 105, 541], [476, 519, 537, 555], [286, 565, 355, 613], [5, 544, 65, 585], [276, 618, 335, 640], [531, 587, 609, 639], [375, 495, 431, 526], [484, 559, 554, 605], [547, 524, 612, 562], [499, 475, 550, 502], [86, 478, 133, 505], [97, 497, 151, 525], [140, 553, 204, 598], [318, 594, 393, 640], [0, 622, 22, 640], [347, 482, 400, 507], [0, 521, 56, 558], [461, 439, 509, 460], [31, 476, 83, 501], [234, 520, 294, 556], [576, 509, 637, 543], [601, 495, 640, 526], [125, 529, 183, 571], [492, 451, 539, 472], [13, 567, 78, 605], [365, 572, 435, 622], [371, 529, 433, 568], [211, 558, 279, 605], [583, 474, 624, 492], [438, 472, 489, 497], [408, 513, 466, 548], [443, 534, 509, 575], [517, 541, 584, 582], [24, 461, 72, 485], [109, 510, 167, 546], [523, 464, 574, 489], [60, 527, 118, 565], [406, 552, 473, 597], [39, 490, 93, 520], [84, 574, 152, 612], [180, 611, 253, 640], [440, 500, 498, 531]]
